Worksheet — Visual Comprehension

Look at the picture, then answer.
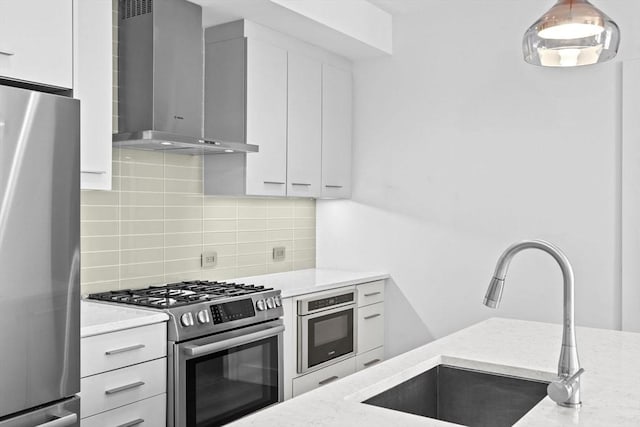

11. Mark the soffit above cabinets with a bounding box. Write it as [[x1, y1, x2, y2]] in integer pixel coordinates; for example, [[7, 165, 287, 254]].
[[187, 0, 392, 59]]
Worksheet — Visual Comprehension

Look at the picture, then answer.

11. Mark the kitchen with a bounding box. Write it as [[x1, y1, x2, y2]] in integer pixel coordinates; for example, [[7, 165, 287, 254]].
[[1, 0, 640, 426]]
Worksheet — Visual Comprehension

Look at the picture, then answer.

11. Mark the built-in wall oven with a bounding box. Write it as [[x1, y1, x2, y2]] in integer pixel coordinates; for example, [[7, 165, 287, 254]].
[[297, 287, 356, 374]]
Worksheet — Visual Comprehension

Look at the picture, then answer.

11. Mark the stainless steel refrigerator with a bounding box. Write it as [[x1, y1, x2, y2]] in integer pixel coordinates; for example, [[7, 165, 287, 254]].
[[0, 85, 80, 426]]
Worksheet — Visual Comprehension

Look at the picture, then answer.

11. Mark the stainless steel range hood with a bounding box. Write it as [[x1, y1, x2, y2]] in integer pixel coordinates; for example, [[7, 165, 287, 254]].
[[114, 0, 258, 155]]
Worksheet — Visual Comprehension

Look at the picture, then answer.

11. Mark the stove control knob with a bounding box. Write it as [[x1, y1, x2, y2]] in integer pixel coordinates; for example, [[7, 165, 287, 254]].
[[197, 309, 211, 324], [274, 296, 282, 307], [256, 299, 266, 311], [181, 312, 194, 327], [266, 297, 275, 309]]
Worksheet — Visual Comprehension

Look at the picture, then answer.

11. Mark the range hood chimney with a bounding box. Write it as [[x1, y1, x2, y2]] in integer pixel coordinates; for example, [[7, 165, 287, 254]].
[[113, 0, 258, 155]]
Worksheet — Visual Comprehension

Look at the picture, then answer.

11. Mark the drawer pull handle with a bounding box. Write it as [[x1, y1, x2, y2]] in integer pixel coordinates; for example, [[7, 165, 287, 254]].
[[291, 182, 311, 186], [81, 170, 107, 175], [364, 313, 381, 320], [318, 376, 339, 386], [0, 51, 15, 56], [264, 181, 285, 185], [116, 419, 145, 427], [105, 381, 145, 395], [364, 292, 381, 297], [364, 358, 381, 367], [105, 344, 146, 355], [325, 185, 343, 189]]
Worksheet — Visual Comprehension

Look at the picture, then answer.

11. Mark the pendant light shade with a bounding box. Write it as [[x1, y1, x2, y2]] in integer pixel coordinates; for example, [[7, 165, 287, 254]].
[[523, 0, 620, 67]]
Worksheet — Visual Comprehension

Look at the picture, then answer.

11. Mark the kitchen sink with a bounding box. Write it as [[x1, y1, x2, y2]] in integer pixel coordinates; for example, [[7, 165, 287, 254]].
[[363, 365, 548, 427]]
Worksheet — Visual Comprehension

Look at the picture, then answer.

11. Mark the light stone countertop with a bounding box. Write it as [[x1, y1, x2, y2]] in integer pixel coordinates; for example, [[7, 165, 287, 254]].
[[81, 300, 169, 338], [232, 268, 390, 298], [230, 317, 640, 426]]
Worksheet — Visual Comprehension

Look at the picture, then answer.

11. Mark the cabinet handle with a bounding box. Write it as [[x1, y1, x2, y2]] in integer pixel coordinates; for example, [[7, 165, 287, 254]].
[[264, 181, 285, 185], [105, 344, 146, 355], [364, 292, 381, 297], [81, 170, 107, 175], [318, 375, 339, 386], [291, 182, 311, 186], [364, 358, 381, 367], [116, 419, 145, 427], [364, 313, 381, 320], [325, 185, 343, 189], [105, 381, 145, 395], [0, 51, 15, 56]]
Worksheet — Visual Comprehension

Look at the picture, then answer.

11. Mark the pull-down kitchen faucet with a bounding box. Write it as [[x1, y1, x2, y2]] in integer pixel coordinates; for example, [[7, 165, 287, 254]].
[[483, 239, 583, 407]]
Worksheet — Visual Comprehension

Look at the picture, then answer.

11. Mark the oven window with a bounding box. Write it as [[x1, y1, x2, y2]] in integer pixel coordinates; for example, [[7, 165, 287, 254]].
[[185, 336, 279, 427], [307, 308, 354, 368]]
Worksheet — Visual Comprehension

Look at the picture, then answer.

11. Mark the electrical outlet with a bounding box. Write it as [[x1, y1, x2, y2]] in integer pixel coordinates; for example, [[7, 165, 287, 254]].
[[272, 246, 286, 262], [201, 251, 217, 269]]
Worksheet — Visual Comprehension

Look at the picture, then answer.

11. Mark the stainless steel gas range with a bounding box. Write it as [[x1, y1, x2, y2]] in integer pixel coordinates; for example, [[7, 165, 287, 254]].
[[88, 281, 284, 427]]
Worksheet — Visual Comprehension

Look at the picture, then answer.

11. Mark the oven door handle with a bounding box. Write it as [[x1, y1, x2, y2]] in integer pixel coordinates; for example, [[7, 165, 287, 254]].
[[183, 325, 285, 357]]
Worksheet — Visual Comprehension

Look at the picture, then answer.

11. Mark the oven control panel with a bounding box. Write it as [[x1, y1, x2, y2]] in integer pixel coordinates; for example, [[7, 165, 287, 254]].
[[308, 293, 354, 311], [210, 298, 256, 324]]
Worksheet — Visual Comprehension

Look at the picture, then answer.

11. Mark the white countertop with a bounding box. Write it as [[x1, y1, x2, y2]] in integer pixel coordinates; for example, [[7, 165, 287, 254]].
[[230, 317, 640, 426], [81, 300, 169, 338], [233, 268, 389, 298]]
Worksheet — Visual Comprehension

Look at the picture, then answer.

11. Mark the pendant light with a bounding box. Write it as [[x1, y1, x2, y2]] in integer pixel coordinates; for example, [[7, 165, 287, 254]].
[[523, 0, 620, 67]]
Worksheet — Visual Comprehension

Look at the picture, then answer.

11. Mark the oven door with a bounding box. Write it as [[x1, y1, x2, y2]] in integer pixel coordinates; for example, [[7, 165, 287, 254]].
[[172, 319, 284, 427], [298, 305, 356, 374]]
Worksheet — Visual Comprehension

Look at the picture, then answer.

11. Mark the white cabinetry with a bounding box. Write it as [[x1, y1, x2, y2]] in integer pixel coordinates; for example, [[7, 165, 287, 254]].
[[0, 0, 73, 89], [74, 0, 113, 190], [287, 52, 322, 197], [80, 323, 167, 426], [204, 21, 352, 199], [321, 64, 353, 198]]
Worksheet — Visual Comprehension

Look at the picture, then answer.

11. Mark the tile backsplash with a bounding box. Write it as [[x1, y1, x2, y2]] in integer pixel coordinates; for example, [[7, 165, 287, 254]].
[[80, 148, 316, 296]]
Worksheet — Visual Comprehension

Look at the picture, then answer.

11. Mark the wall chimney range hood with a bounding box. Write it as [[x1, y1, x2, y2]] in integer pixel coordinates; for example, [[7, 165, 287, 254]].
[[114, 0, 258, 155]]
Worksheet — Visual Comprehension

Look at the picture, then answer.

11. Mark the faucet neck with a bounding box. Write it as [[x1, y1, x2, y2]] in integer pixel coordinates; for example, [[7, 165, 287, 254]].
[[491, 240, 579, 376]]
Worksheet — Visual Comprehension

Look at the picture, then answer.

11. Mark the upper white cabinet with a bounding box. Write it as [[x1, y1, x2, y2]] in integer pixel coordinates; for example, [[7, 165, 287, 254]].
[[74, 0, 113, 190], [0, 0, 73, 89], [287, 53, 322, 197], [204, 20, 352, 199], [322, 64, 352, 198], [204, 36, 288, 197]]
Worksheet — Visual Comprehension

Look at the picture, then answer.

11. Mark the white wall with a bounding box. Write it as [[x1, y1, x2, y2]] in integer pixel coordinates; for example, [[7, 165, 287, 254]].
[[317, 0, 640, 357]]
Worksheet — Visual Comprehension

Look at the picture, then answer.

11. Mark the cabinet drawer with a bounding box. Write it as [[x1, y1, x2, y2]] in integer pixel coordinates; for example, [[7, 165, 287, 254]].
[[292, 357, 356, 397], [81, 393, 166, 427], [357, 281, 384, 307], [355, 346, 384, 371], [81, 323, 167, 377], [80, 358, 166, 418], [357, 303, 384, 354]]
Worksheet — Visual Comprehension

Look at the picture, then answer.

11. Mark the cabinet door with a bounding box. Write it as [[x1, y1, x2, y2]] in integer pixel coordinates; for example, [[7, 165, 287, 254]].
[[287, 53, 321, 198], [321, 64, 352, 198], [75, 0, 112, 190], [245, 39, 288, 197], [0, 0, 73, 88]]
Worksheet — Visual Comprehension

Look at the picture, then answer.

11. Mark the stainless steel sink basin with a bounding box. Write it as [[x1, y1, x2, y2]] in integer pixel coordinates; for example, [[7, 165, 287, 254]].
[[363, 365, 548, 427]]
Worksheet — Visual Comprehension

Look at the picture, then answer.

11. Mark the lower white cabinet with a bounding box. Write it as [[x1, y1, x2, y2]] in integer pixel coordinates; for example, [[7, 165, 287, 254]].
[[81, 393, 165, 427], [292, 357, 356, 397], [80, 322, 167, 426], [357, 302, 384, 354], [356, 346, 385, 372]]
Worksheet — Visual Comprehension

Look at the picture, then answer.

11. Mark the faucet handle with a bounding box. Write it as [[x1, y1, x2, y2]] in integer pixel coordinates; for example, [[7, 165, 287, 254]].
[[547, 368, 585, 404]]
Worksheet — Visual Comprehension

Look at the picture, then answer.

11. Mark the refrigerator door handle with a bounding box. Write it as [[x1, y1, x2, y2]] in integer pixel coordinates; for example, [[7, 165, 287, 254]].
[[35, 413, 78, 427]]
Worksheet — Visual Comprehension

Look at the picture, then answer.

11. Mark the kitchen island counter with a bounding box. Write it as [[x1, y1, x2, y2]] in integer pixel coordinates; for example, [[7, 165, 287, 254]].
[[233, 268, 389, 298], [230, 317, 640, 426]]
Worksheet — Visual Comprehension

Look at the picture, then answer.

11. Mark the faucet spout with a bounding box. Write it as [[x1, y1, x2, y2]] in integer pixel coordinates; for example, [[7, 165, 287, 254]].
[[483, 239, 581, 408]]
